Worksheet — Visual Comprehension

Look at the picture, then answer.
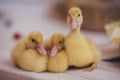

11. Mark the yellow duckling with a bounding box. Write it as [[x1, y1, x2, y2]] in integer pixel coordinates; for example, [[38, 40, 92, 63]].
[[64, 7, 101, 71], [11, 32, 47, 72], [45, 33, 68, 73], [105, 21, 120, 45]]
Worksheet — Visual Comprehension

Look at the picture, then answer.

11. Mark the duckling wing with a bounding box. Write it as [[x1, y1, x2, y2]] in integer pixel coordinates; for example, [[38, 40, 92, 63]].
[[86, 38, 101, 63]]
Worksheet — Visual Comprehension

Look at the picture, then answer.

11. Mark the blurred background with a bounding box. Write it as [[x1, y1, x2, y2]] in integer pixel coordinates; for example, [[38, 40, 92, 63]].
[[0, 0, 120, 62]]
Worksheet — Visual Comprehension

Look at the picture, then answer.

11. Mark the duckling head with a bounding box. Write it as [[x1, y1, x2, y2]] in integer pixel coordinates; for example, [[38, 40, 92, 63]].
[[26, 32, 46, 55], [50, 33, 65, 58], [67, 7, 83, 31]]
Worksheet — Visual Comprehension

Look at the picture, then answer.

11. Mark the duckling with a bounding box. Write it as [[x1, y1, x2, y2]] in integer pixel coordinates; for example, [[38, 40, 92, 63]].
[[45, 33, 68, 73], [64, 7, 101, 71], [105, 21, 120, 45], [11, 32, 47, 72]]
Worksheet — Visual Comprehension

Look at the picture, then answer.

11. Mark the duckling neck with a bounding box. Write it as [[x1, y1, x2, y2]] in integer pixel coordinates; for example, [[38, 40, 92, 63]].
[[58, 47, 64, 52], [71, 25, 81, 33]]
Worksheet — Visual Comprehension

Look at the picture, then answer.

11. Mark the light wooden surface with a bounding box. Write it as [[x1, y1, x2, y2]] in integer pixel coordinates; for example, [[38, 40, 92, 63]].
[[0, 55, 120, 80], [0, 1, 120, 80]]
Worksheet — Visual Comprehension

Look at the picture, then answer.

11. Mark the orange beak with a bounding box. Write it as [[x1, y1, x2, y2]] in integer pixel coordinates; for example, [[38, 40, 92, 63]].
[[36, 44, 46, 55], [69, 18, 77, 30], [49, 46, 58, 58]]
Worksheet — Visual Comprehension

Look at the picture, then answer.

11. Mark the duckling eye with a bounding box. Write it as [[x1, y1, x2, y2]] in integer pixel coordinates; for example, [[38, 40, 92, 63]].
[[78, 14, 80, 17], [59, 40, 62, 44], [68, 13, 71, 17], [31, 38, 35, 42]]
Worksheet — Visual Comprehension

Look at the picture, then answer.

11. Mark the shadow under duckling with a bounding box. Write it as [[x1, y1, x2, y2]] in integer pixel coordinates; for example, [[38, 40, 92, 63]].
[[45, 33, 68, 73], [11, 32, 47, 72]]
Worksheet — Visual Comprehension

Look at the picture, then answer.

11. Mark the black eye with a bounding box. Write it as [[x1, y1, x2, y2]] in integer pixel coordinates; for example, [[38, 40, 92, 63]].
[[78, 14, 80, 17], [31, 38, 35, 42], [59, 40, 62, 44], [68, 13, 70, 17]]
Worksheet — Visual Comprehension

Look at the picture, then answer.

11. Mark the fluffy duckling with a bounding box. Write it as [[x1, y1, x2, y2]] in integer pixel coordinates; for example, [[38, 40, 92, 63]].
[[64, 7, 101, 71], [11, 32, 47, 72], [105, 21, 120, 45], [45, 33, 68, 73]]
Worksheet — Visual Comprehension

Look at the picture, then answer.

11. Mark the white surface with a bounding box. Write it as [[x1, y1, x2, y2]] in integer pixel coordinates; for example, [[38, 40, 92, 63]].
[[0, 1, 120, 80]]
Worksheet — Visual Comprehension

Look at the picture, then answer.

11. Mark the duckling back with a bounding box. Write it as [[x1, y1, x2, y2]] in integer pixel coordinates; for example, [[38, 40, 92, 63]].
[[11, 38, 26, 65]]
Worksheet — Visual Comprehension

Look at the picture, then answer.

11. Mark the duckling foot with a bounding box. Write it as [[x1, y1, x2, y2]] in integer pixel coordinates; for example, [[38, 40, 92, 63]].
[[82, 63, 96, 72]]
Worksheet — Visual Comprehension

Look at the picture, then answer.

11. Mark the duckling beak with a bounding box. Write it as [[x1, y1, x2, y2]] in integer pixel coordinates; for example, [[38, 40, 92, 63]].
[[50, 46, 58, 58], [36, 44, 46, 55], [70, 18, 77, 30]]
